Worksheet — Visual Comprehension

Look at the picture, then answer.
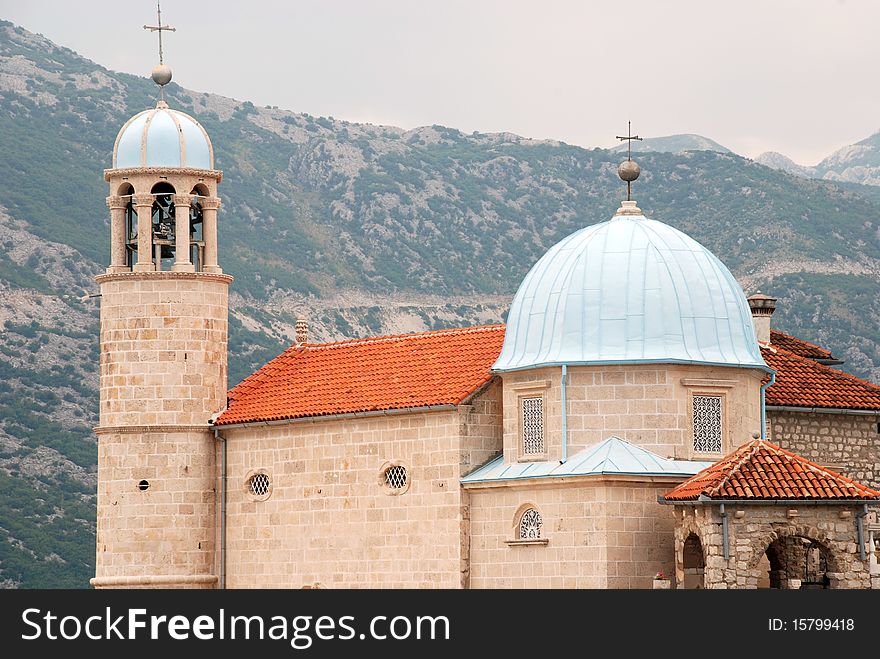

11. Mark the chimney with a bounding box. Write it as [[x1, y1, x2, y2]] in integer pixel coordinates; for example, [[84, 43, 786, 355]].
[[295, 316, 308, 345], [747, 291, 776, 344]]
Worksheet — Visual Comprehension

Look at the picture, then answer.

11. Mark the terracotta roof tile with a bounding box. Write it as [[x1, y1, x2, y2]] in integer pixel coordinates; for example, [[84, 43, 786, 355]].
[[215, 325, 505, 426], [664, 439, 880, 501], [761, 344, 880, 411], [769, 330, 834, 360], [215, 324, 880, 426]]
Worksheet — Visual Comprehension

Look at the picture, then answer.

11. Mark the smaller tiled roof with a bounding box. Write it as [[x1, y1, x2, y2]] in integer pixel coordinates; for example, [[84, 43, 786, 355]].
[[761, 345, 880, 411], [663, 439, 880, 501], [462, 436, 712, 484], [215, 325, 506, 426], [769, 330, 834, 360]]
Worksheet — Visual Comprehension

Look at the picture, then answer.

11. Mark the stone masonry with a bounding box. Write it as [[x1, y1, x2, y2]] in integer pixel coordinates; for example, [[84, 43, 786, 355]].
[[674, 504, 873, 589], [769, 410, 880, 489], [93, 272, 231, 588], [501, 364, 764, 465], [220, 384, 502, 589], [466, 480, 679, 589]]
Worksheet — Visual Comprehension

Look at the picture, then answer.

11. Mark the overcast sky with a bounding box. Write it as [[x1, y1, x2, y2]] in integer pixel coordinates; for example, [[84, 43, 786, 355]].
[[3, 0, 877, 164]]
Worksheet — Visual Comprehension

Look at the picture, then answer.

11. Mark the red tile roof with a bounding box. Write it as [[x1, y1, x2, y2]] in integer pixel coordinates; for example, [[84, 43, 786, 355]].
[[761, 344, 880, 411], [664, 439, 880, 501], [215, 325, 506, 426], [216, 324, 880, 426], [769, 330, 834, 360]]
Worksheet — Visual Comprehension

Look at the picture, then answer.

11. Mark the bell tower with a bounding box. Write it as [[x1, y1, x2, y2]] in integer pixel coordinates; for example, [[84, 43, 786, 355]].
[[92, 7, 231, 588]]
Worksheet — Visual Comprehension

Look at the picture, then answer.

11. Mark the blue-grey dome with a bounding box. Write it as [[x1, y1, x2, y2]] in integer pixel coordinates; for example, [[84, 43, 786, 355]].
[[493, 208, 768, 372], [113, 104, 213, 169]]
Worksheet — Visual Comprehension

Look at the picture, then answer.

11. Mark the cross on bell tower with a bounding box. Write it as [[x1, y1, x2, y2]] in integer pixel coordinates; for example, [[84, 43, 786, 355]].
[[144, 2, 176, 98]]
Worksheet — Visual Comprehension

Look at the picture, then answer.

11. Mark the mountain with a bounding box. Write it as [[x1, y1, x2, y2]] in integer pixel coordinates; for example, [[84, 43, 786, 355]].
[[1, 20, 880, 587], [754, 151, 818, 179], [757, 131, 880, 186], [817, 131, 880, 186], [610, 133, 732, 155]]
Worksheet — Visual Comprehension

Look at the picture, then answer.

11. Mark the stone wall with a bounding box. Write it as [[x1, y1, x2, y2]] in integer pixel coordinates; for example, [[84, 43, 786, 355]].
[[223, 408, 476, 588], [92, 428, 217, 589], [466, 479, 678, 589], [458, 381, 503, 477], [673, 504, 873, 589], [499, 364, 763, 465], [97, 272, 231, 427], [94, 271, 230, 588], [768, 410, 880, 489]]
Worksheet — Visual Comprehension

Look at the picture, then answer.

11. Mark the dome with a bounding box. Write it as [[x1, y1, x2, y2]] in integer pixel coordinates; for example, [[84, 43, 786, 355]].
[[493, 207, 768, 372], [113, 104, 214, 170]]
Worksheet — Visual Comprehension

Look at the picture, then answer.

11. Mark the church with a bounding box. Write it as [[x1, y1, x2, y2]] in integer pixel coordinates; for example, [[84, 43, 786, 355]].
[[90, 25, 880, 590]]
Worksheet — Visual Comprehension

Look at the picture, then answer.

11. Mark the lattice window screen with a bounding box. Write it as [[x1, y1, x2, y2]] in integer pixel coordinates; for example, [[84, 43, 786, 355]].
[[384, 465, 407, 490], [519, 508, 543, 539], [693, 395, 723, 453], [521, 397, 544, 455]]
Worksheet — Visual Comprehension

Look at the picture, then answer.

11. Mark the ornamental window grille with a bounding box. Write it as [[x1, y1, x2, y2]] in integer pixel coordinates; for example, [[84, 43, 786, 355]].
[[519, 508, 542, 539], [521, 397, 545, 455], [384, 465, 407, 490], [692, 395, 723, 453], [248, 473, 270, 498]]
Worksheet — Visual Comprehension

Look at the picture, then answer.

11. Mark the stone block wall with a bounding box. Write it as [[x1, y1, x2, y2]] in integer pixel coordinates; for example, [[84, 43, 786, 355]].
[[768, 410, 880, 489], [674, 504, 873, 589], [458, 381, 503, 477], [500, 364, 763, 465], [97, 272, 231, 428], [222, 408, 476, 588], [466, 479, 679, 589], [92, 428, 217, 588]]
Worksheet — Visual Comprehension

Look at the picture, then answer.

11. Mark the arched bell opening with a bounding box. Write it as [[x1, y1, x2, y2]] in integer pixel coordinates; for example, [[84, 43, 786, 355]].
[[149, 182, 177, 271], [189, 197, 204, 271], [190, 183, 210, 198]]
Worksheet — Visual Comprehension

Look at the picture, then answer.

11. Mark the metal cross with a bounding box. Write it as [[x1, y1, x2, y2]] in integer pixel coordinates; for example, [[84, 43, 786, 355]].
[[615, 121, 643, 161], [143, 1, 176, 65]]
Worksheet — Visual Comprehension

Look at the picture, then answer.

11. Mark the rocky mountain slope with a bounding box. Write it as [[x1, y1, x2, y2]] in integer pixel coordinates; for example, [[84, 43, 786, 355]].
[[611, 133, 732, 155], [1, 21, 879, 587], [757, 131, 880, 186]]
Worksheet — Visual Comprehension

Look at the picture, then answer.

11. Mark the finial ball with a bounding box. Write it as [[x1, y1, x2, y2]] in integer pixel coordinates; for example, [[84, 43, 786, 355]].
[[151, 64, 172, 86], [618, 160, 640, 183]]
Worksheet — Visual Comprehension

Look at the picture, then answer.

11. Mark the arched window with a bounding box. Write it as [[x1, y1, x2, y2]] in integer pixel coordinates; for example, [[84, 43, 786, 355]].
[[519, 508, 542, 540]]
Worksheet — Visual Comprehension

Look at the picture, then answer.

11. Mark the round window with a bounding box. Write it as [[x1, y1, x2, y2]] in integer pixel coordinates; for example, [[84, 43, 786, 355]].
[[247, 472, 271, 500], [379, 462, 410, 495]]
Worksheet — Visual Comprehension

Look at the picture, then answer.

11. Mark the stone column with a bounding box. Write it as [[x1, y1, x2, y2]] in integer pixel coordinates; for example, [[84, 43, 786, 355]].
[[171, 194, 195, 272], [106, 195, 128, 273], [201, 197, 222, 274], [133, 193, 154, 272]]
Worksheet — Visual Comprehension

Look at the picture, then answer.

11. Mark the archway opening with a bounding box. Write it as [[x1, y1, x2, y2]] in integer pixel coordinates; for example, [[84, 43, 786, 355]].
[[760, 536, 831, 590], [117, 183, 136, 268], [682, 533, 704, 589], [190, 183, 209, 197], [150, 182, 177, 270]]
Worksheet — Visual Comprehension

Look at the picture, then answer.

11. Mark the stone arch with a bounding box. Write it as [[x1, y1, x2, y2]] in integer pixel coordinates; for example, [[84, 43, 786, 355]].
[[749, 524, 842, 589], [117, 182, 134, 196], [190, 183, 210, 197], [748, 524, 838, 572], [682, 533, 705, 589], [150, 181, 176, 194]]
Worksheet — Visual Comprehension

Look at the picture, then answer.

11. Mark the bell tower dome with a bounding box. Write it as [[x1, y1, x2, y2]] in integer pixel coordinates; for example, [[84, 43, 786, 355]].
[[92, 6, 231, 589]]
